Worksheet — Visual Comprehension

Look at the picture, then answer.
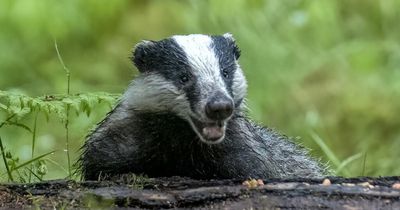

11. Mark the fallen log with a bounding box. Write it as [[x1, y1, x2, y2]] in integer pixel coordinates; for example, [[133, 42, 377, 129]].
[[1, 176, 399, 209]]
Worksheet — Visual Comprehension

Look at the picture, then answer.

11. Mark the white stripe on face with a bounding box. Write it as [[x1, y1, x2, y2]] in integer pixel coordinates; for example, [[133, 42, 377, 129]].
[[232, 63, 247, 105], [172, 34, 228, 96]]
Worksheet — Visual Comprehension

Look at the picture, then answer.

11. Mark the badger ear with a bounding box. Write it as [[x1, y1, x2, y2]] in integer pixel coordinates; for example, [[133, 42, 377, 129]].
[[223, 33, 235, 41], [132, 40, 155, 72], [223, 33, 241, 60]]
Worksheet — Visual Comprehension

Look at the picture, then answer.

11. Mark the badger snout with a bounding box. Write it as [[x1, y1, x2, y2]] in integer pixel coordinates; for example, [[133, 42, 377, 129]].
[[205, 96, 234, 120], [187, 92, 233, 144]]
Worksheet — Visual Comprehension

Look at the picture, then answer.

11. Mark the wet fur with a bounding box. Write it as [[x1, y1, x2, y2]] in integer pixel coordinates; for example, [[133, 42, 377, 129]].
[[80, 103, 327, 180]]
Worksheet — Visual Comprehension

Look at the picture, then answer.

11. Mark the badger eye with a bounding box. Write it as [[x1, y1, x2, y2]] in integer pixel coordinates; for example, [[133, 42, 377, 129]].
[[222, 69, 229, 78], [180, 75, 189, 84]]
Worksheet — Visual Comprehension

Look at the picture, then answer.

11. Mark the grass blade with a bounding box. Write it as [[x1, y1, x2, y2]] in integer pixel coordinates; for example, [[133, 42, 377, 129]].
[[11, 150, 55, 172], [26, 167, 43, 182], [336, 153, 362, 174], [29, 112, 39, 183], [362, 153, 367, 176], [310, 131, 341, 167], [44, 158, 69, 175], [0, 137, 14, 181]]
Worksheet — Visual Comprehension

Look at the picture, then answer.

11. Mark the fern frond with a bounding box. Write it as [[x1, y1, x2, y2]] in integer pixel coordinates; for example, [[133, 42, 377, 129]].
[[0, 90, 120, 120]]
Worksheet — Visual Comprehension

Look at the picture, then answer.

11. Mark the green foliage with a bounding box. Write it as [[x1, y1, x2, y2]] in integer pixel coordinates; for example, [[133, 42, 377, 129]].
[[0, 91, 119, 121], [0, 90, 119, 182], [310, 132, 362, 177], [0, 137, 13, 181], [0, 135, 54, 182]]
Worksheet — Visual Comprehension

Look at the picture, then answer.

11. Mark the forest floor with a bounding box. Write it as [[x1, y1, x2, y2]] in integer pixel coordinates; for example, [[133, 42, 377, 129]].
[[1, 176, 400, 209]]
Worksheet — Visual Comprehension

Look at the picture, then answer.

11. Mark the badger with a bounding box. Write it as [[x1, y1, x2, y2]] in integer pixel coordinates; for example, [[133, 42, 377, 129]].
[[79, 33, 327, 180]]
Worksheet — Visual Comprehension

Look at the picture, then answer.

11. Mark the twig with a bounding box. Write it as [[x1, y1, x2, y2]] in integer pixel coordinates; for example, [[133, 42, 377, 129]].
[[29, 112, 39, 183], [55, 40, 70, 95], [55, 40, 72, 178]]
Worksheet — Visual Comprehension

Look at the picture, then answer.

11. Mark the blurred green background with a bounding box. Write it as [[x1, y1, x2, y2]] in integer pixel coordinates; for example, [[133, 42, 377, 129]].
[[1, 0, 400, 180]]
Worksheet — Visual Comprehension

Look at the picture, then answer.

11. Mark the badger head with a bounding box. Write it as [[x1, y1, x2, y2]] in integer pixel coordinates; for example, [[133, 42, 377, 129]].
[[125, 33, 247, 144]]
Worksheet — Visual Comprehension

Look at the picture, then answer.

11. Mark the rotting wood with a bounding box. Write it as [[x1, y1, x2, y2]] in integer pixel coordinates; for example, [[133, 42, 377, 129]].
[[1, 176, 399, 209]]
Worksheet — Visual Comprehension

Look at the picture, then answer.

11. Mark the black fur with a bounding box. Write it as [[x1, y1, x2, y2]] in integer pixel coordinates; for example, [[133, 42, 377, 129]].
[[211, 35, 238, 97], [80, 107, 326, 180]]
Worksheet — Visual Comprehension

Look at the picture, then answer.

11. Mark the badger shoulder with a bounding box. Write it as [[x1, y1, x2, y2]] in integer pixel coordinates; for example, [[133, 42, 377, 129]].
[[223, 114, 329, 178]]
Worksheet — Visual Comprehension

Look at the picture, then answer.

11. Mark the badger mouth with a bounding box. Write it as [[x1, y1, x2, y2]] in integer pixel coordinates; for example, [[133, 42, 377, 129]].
[[189, 117, 227, 144]]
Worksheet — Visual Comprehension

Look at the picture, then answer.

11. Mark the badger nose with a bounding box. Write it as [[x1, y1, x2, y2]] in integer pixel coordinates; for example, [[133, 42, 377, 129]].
[[205, 99, 234, 120]]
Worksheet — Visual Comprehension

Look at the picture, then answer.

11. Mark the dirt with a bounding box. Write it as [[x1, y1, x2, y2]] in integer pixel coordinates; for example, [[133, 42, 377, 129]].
[[1, 176, 400, 209]]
